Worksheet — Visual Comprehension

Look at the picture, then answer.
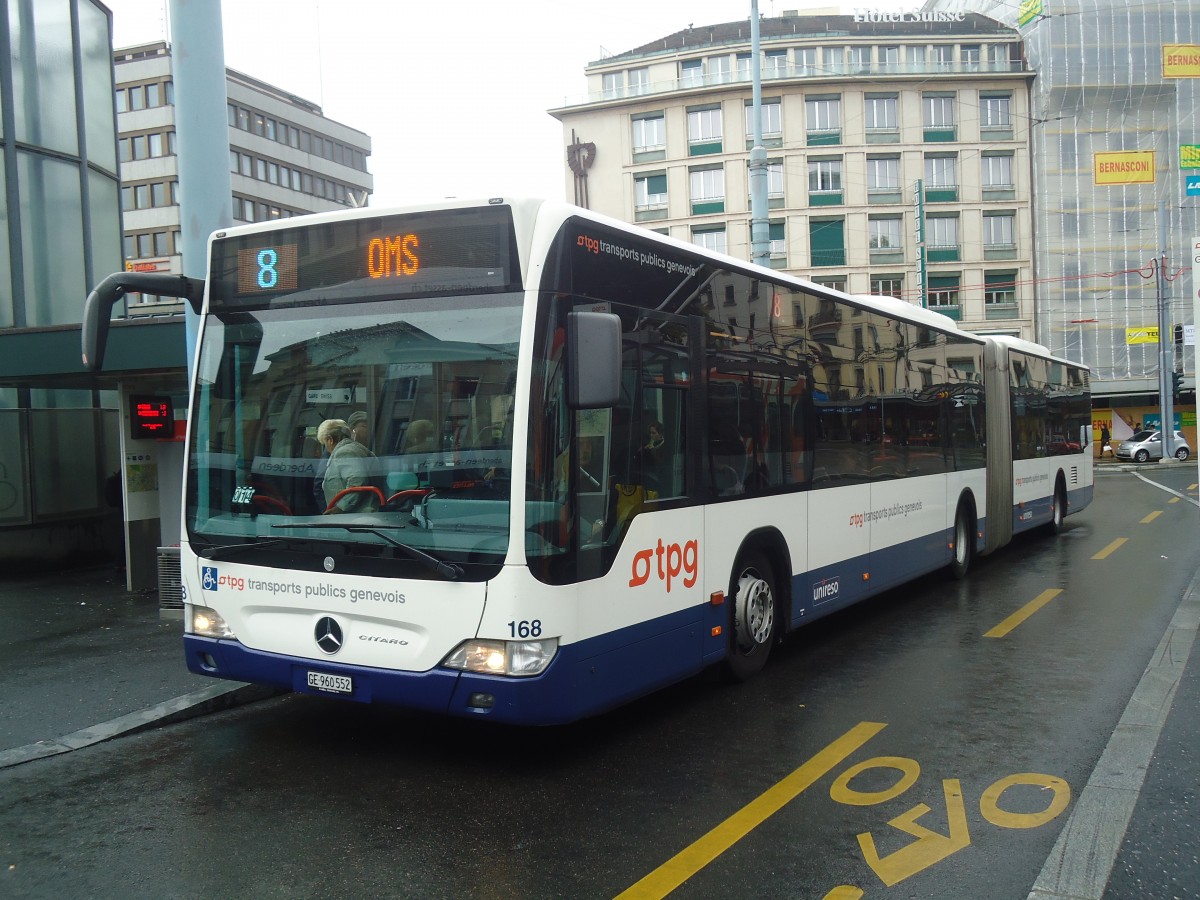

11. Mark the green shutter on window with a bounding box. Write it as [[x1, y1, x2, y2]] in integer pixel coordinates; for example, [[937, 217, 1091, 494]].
[[809, 219, 845, 267], [647, 174, 666, 194], [928, 275, 960, 289], [769, 222, 784, 241]]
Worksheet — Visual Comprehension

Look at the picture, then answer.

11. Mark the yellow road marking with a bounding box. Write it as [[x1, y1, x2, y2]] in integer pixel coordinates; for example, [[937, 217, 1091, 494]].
[[1141, 510, 1163, 523], [979, 773, 1071, 828], [615, 722, 886, 899], [1169, 497, 1181, 504], [985, 589, 1063, 639], [1092, 538, 1127, 560]]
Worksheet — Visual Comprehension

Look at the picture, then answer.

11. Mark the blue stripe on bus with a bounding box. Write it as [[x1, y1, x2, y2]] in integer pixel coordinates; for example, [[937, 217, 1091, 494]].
[[185, 607, 712, 726]]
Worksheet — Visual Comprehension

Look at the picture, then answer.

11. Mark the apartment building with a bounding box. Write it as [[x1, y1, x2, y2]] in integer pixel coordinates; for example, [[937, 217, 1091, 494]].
[[551, 11, 1036, 339]]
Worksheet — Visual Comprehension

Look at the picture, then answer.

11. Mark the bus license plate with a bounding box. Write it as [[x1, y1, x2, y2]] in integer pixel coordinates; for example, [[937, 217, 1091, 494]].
[[307, 671, 352, 694]]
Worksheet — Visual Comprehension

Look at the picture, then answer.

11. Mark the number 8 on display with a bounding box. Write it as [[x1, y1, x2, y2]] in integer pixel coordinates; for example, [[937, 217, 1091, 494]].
[[257, 248, 279, 289]]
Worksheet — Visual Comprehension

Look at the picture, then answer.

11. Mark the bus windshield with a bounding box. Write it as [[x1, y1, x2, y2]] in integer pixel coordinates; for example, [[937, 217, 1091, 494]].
[[185, 292, 522, 572]]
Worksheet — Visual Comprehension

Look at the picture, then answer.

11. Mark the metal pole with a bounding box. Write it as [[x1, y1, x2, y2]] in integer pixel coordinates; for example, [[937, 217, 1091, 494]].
[[748, 0, 769, 267], [169, 0, 232, 378]]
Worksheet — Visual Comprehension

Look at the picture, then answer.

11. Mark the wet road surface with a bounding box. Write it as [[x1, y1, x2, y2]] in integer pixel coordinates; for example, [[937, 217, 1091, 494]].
[[1, 467, 1197, 899]]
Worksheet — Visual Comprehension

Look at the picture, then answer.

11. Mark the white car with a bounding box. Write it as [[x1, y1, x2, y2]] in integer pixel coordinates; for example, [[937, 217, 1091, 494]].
[[1115, 430, 1191, 463]]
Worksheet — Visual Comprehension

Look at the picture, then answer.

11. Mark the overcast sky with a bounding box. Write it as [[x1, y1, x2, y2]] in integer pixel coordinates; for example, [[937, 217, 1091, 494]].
[[105, 0, 908, 207]]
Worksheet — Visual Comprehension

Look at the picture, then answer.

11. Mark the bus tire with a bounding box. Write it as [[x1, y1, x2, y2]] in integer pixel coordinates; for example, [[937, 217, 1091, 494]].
[[725, 550, 778, 681], [948, 502, 974, 580], [1045, 479, 1067, 535]]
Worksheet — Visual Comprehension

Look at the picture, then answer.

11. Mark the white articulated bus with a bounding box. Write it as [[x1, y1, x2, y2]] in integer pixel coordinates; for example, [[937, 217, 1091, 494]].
[[83, 198, 1093, 724]]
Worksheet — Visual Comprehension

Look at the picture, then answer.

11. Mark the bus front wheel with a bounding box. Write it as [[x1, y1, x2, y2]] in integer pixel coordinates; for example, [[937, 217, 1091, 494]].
[[725, 550, 777, 681], [949, 504, 974, 580]]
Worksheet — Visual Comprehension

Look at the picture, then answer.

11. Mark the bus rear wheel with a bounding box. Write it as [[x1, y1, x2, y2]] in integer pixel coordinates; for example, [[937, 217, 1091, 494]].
[[725, 551, 777, 681]]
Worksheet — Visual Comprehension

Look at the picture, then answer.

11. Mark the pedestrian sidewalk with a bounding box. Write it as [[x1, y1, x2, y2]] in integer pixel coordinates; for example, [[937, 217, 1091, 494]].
[[0, 566, 272, 767]]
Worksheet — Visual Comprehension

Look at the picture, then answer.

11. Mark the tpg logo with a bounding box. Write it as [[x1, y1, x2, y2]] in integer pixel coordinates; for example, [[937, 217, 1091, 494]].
[[629, 538, 699, 593], [201, 567, 244, 592]]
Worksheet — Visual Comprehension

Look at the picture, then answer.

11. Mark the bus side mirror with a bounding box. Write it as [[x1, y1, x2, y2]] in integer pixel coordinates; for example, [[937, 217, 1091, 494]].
[[567, 311, 620, 409], [82, 272, 205, 371]]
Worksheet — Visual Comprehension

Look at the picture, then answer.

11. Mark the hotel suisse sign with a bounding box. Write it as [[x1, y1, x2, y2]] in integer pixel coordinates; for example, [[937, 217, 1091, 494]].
[[851, 9, 966, 23]]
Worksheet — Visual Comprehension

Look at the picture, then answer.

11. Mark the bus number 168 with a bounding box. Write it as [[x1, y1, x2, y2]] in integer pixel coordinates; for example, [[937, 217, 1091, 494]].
[[508, 620, 542, 638]]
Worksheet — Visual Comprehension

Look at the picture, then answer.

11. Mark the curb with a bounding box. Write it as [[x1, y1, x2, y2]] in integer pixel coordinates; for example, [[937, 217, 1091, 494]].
[[0, 682, 286, 770]]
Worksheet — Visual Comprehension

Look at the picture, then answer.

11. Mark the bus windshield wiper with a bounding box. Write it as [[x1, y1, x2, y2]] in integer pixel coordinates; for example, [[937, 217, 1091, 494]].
[[272, 523, 463, 581], [197, 537, 290, 560]]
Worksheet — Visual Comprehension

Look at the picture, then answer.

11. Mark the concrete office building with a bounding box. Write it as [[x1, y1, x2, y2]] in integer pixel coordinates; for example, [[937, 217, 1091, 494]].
[[115, 41, 374, 314], [551, 10, 1037, 340]]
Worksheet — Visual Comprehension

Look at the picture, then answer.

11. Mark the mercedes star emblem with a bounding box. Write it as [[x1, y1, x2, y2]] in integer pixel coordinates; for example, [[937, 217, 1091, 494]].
[[314, 616, 343, 655]]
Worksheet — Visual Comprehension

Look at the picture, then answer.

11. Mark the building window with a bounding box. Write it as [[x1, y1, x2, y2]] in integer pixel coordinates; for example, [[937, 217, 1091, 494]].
[[769, 221, 786, 266], [797, 47, 818, 75], [808, 157, 843, 205], [629, 67, 649, 95], [871, 275, 903, 298], [681, 58, 703, 88], [690, 166, 725, 215], [927, 215, 960, 261], [927, 274, 961, 315], [924, 154, 958, 201], [960, 45, 981, 69], [982, 152, 1014, 190], [767, 160, 784, 199], [984, 212, 1017, 259], [710, 55, 732, 85], [813, 276, 847, 293], [745, 99, 781, 145], [692, 226, 727, 255], [923, 93, 956, 141], [806, 96, 841, 145], [985, 270, 1019, 319], [984, 271, 1016, 305], [765, 49, 788, 77], [867, 156, 901, 194], [868, 216, 903, 252], [880, 46, 899, 71], [809, 218, 846, 267], [602, 71, 623, 99], [932, 45, 953, 68], [981, 93, 1012, 129], [634, 172, 668, 221], [864, 94, 898, 134], [687, 106, 723, 156], [632, 112, 665, 161], [847, 46, 871, 71]]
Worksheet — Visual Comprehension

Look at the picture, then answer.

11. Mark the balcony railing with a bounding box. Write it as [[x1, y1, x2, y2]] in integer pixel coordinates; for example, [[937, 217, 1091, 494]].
[[566, 59, 1025, 108]]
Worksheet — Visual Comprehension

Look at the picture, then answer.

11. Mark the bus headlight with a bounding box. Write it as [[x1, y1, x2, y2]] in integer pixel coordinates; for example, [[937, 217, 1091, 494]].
[[442, 638, 558, 677], [190, 605, 236, 639]]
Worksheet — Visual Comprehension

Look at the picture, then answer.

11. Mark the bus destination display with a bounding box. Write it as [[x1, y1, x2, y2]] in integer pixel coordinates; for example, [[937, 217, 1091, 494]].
[[213, 207, 519, 308]]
